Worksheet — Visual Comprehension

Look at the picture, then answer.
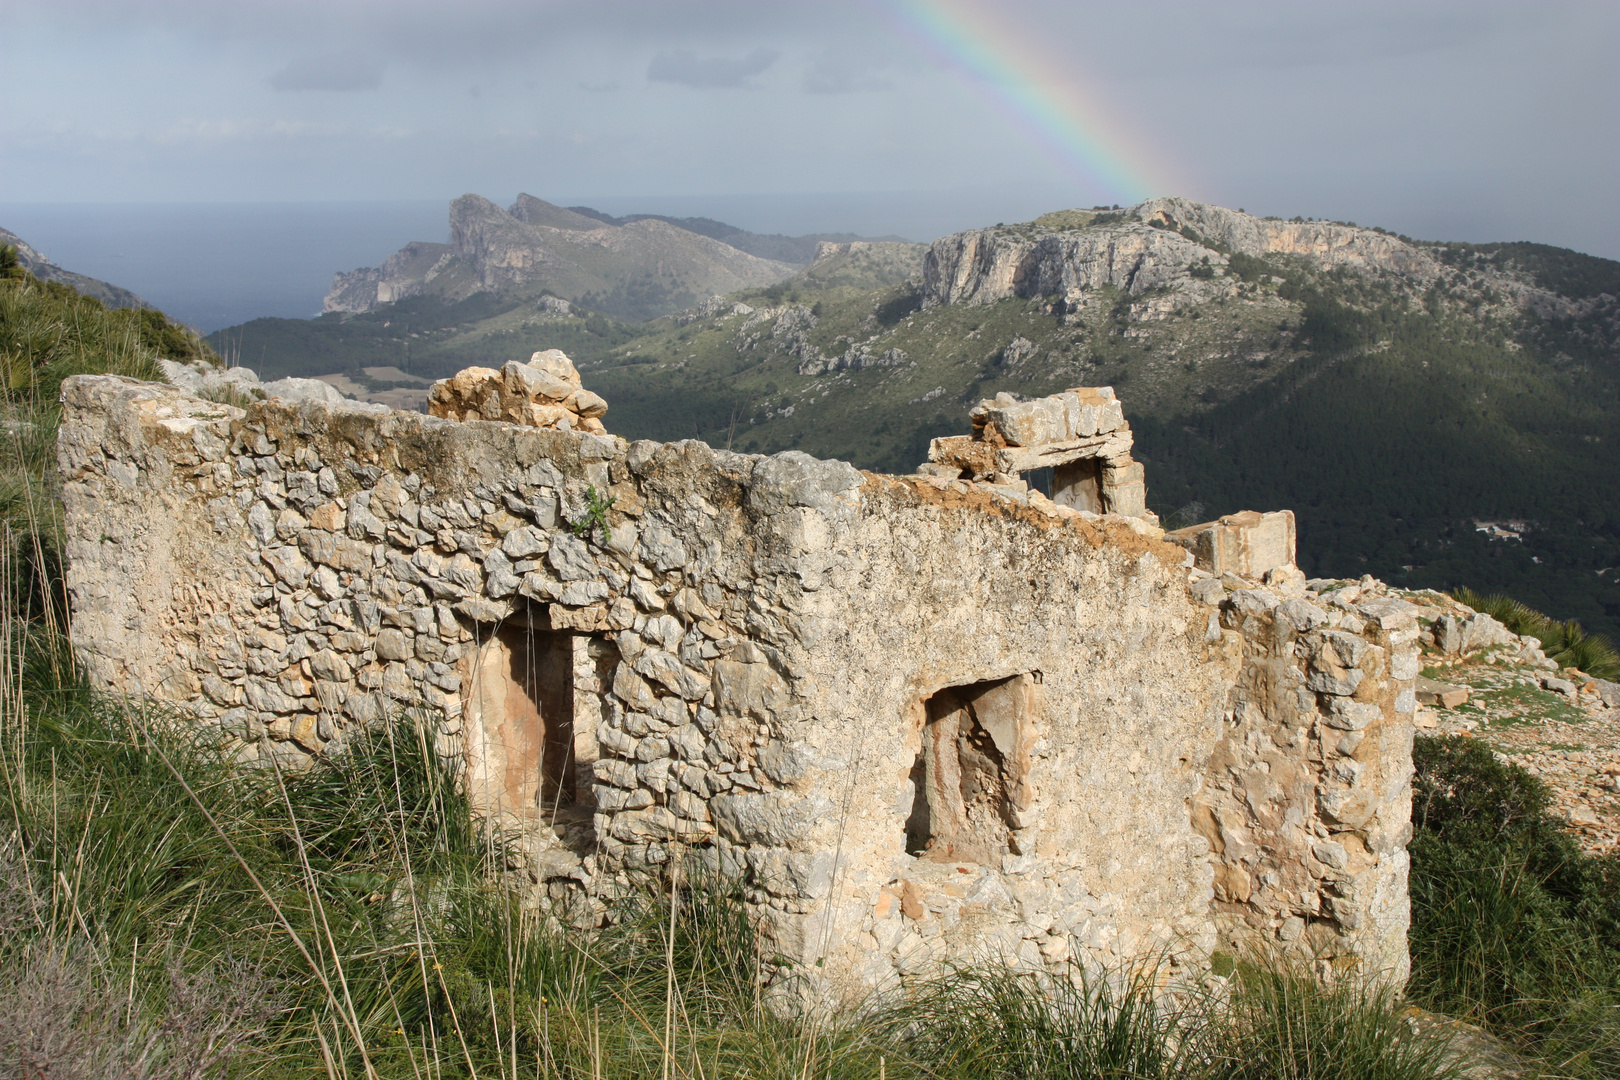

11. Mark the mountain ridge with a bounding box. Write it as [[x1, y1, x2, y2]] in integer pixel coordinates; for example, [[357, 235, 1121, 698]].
[[560, 204, 909, 264], [0, 226, 147, 310], [922, 197, 1588, 321], [322, 193, 907, 323]]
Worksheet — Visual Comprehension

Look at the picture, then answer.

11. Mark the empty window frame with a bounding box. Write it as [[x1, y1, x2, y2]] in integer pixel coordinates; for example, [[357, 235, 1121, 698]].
[[905, 673, 1037, 863]]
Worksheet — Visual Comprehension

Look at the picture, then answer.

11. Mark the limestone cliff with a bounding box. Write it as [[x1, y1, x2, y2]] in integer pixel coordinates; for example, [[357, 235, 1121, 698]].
[[322, 241, 462, 313], [924, 222, 1227, 308], [324, 193, 797, 320], [922, 197, 1582, 319]]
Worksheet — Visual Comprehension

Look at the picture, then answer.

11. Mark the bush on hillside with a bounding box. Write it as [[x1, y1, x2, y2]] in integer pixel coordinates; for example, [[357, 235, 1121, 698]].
[[1450, 585, 1620, 678], [0, 251, 213, 404], [1409, 736, 1620, 1076]]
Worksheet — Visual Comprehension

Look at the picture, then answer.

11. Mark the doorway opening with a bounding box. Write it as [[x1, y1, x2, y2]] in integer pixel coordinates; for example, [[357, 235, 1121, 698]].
[[1053, 458, 1103, 513], [466, 616, 611, 832]]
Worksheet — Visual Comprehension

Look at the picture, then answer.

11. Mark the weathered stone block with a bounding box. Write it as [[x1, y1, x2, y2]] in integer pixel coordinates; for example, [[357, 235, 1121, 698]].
[[1167, 510, 1296, 579]]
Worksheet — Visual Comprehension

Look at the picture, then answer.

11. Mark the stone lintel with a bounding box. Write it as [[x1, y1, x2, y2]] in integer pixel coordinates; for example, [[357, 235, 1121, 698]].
[[929, 428, 1134, 479]]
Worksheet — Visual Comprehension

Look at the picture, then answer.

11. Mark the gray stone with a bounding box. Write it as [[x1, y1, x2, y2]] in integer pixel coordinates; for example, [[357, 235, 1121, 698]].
[[501, 526, 548, 559], [1306, 666, 1364, 697], [612, 666, 657, 713], [261, 545, 311, 588], [1276, 598, 1329, 632], [747, 451, 864, 521], [309, 649, 352, 682], [1323, 700, 1381, 731], [593, 759, 639, 789], [1189, 577, 1226, 606], [375, 629, 412, 661], [546, 531, 597, 580]]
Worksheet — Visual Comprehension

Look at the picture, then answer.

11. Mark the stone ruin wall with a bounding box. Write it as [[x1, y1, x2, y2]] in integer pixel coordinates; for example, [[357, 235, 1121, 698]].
[[57, 372, 1417, 1002]]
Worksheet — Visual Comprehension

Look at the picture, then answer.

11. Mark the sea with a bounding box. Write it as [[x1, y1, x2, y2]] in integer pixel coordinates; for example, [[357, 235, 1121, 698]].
[[0, 189, 1078, 334], [0, 201, 449, 333]]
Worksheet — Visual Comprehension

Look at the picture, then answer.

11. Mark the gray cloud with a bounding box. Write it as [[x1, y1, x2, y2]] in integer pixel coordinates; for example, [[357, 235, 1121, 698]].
[[647, 49, 779, 89], [5, 0, 1617, 260], [803, 54, 892, 94], [268, 53, 383, 92]]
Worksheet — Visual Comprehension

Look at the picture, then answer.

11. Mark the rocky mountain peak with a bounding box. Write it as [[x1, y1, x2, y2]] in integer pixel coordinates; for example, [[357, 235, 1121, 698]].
[[325, 192, 799, 321], [508, 194, 609, 232]]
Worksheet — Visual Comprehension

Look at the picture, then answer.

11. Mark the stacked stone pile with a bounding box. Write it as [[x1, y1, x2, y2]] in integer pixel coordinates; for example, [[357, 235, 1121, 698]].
[[427, 349, 608, 433], [923, 386, 1147, 518]]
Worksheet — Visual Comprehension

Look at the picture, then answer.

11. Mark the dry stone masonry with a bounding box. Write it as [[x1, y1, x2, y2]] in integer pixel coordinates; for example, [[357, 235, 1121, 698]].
[[58, 367, 1417, 1004]]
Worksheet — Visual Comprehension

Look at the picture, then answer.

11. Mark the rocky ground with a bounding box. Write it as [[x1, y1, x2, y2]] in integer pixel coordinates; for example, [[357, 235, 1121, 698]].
[[1371, 587, 1620, 856]]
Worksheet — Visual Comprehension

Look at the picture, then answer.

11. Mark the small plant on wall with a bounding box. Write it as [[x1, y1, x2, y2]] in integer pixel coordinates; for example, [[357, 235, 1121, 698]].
[[570, 485, 617, 544]]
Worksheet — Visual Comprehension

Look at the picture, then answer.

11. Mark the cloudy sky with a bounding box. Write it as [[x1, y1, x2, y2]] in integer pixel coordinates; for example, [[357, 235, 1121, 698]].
[[3, 0, 1617, 254]]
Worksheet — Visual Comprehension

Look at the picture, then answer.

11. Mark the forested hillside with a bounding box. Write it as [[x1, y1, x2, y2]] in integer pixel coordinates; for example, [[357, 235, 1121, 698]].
[[208, 203, 1620, 639]]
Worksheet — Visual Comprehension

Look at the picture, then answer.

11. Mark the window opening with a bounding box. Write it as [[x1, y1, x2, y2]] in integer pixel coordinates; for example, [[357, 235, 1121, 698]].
[[1053, 458, 1103, 513], [906, 673, 1036, 863], [466, 612, 612, 837]]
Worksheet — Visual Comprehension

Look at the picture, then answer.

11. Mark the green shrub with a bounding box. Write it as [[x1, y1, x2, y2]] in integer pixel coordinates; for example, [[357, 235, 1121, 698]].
[[1450, 586, 1620, 678], [1409, 737, 1620, 1077]]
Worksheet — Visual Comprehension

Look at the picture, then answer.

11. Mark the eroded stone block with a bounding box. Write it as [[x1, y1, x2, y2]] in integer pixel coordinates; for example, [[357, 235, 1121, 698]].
[[1167, 510, 1296, 579]]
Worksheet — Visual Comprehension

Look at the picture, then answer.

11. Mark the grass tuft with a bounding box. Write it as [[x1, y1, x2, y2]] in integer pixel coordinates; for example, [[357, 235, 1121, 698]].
[[1409, 737, 1620, 1077]]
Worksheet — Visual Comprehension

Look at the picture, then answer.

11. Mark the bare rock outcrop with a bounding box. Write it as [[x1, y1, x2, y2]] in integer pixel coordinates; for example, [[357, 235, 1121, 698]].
[[324, 242, 458, 314], [925, 222, 1226, 308], [426, 350, 607, 433], [922, 196, 1585, 320], [159, 359, 363, 409]]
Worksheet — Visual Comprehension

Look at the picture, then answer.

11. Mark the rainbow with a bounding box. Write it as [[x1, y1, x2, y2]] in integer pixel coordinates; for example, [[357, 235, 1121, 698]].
[[879, 0, 1175, 204]]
